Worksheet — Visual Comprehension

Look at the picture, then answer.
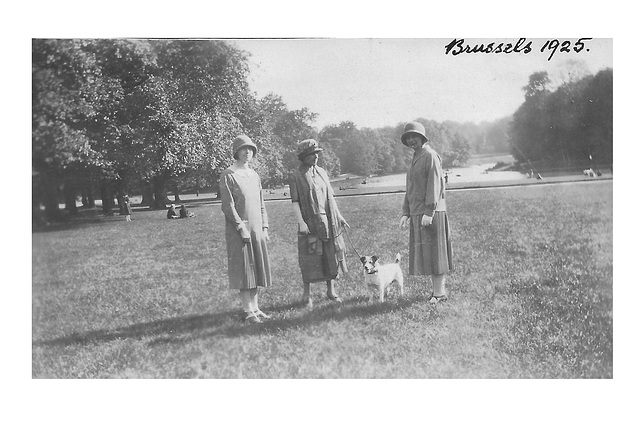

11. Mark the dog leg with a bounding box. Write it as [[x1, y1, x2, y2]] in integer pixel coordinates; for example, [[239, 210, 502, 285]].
[[398, 275, 404, 297], [379, 283, 385, 302]]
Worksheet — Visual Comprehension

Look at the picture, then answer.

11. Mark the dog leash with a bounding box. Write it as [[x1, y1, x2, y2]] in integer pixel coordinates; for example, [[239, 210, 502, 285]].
[[341, 225, 362, 259], [310, 223, 363, 259]]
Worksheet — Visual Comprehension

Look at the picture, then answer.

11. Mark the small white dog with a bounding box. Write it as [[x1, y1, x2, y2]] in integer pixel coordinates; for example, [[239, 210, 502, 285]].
[[360, 253, 404, 302]]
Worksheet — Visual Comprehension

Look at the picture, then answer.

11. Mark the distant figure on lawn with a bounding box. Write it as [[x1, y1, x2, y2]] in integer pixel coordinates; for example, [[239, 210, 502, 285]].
[[219, 135, 272, 324], [179, 204, 195, 218], [399, 122, 453, 304], [289, 139, 349, 309], [167, 204, 180, 219], [122, 195, 132, 222]]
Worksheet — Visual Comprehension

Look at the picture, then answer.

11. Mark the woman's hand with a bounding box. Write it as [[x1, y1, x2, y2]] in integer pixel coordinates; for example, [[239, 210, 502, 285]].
[[238, 223, 251, 243], [263, 227, 270, 242], [399, 215, 409, 229], [421, 215, 433, 227], [298, 222, 310, 235], [339, 217, 350, 228]]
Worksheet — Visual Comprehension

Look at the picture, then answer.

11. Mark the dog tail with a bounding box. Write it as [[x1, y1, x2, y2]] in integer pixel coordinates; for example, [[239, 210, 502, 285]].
[[395, 253, 401, 263]]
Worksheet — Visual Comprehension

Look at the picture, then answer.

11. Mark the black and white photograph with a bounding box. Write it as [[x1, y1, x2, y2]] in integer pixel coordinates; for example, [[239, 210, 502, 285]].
[[12, 2, 636, 424]]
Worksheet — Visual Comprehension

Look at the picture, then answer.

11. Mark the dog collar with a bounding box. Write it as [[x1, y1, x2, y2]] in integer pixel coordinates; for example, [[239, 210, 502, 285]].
[[367, 270, 379, 275]]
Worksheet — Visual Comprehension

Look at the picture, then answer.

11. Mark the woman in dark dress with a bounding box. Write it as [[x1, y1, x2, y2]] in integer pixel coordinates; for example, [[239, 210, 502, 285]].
[[123, 195, 132, 222], [289, 139, 349, 308]]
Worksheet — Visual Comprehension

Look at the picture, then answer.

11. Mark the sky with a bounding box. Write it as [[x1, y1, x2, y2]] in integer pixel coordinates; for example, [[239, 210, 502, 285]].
[[232, 38, 613, 129]]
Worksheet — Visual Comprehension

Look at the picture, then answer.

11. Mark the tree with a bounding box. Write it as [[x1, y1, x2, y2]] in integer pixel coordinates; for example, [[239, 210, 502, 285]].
[[413, 119, 471, 169], [33, 39, 259, 217], [510, 72, 552, 163], [33, 39, 110, 218], [509, 68, 612, 169], [246, 94, 318, 187], [136, 40, 253, 207], [580, 69, 613, 167]]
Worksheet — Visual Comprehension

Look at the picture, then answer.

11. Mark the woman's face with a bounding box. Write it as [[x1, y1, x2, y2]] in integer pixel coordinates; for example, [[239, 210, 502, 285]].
[[405, 134, 425, 152], [236, 146, 254, 163], [302, 152, 319, 167]]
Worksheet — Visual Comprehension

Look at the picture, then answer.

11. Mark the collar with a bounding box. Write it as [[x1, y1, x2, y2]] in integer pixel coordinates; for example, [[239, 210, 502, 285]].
[[412, 145, 428, 162]]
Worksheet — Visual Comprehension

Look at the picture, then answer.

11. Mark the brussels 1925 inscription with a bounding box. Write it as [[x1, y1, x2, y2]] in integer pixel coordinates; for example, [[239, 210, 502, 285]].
[[444, 38, 593, 61]]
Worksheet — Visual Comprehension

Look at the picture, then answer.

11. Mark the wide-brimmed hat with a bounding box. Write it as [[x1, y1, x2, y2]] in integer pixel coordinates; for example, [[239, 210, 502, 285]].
[[297, 139, 323, 160], [232, 134, 257, 159], [401, 121, 429, 146]]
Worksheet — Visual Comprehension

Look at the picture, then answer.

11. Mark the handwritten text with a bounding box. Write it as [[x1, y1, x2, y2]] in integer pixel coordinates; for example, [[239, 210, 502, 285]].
[[444, 38, 593, 61]]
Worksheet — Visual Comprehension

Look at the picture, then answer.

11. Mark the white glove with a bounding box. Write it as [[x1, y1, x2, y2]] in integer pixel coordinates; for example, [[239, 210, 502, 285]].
[[298, 222, 310, 235], [263, 227, 270, 242], [399, 216, 409, 229], [339, 216, 350, 228], [238, 223, 250, 242], [421, 215, 433, 227]]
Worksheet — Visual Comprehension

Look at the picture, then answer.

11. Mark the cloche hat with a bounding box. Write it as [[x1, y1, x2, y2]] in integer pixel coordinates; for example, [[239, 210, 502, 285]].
[[401, 121, 429, 146], [297, 139, 323, 160], [232, 134, 257, 159]]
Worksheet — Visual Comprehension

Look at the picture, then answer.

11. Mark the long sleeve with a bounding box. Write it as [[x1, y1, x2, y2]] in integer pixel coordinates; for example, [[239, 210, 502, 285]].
[[289, 172, 299, 203], [402, 192, 410, 216], [404, 146, 445, 217], [424, 151, 443, 217], [219, 172, 244, 229]]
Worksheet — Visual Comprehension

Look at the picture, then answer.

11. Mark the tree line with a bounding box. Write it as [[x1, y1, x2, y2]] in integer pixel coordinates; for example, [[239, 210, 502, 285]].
[[34, 39, 611, 223], [509, 68, 613, 171], [33, 39, 477, 221]]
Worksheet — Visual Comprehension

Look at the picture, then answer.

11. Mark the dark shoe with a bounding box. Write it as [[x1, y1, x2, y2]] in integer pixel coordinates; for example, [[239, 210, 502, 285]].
[[243, 311, 262, 324], [428, 293, 448, 304], [253, 309, 271, 320]]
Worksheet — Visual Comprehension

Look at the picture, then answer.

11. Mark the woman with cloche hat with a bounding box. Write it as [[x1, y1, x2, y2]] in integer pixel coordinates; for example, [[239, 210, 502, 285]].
[[289, 139, 349, 308], [219, 134, 272, 323], [399, 121, 453, 304]]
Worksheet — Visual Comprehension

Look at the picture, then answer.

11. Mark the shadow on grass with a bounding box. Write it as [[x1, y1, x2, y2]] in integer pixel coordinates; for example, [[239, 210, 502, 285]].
[[33, 215, 120, 233], [33, 294, 434, 348]]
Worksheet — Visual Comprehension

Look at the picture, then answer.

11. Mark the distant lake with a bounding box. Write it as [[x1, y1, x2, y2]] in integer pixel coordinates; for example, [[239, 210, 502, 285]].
[[363, 161, 525, 189]]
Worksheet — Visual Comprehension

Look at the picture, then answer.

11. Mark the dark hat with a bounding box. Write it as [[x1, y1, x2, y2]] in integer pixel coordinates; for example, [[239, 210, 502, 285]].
[[297, 139, 323, 160], [401, 121, 429, 146], [232, 134, 257, 159]]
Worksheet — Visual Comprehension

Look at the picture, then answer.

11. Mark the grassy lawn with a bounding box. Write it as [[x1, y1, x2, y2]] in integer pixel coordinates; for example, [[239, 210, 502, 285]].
[[32, 181, 612, 379]]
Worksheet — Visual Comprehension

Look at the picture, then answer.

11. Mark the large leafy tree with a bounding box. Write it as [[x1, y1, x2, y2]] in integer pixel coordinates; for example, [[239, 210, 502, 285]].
[[86, 39, 158, 211], [137, 40, 253, 207], [510, 71, 552, 163], [579, 69, 613, 167], [33, 38, 258, 217], [510, 69, 612, 169], [319, 121, 364, 175], [32, 39, 117, 218], [248, 94, 318, 187]]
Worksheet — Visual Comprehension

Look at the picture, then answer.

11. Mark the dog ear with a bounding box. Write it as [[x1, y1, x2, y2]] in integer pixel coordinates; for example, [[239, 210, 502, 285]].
[[372, 255, 378, 263], [360, 256, 366, 264]]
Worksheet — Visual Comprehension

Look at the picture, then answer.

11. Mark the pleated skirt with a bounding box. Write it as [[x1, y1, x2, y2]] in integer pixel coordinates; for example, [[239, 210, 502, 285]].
[[408, 212, 453, 276], [226, 226, 272, 290]]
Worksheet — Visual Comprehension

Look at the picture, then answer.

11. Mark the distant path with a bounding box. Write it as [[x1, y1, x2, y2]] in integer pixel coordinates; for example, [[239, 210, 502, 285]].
[[264, 176, 613, 203], [183, 175, 613, 206], [123, 175, 612, 211]]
